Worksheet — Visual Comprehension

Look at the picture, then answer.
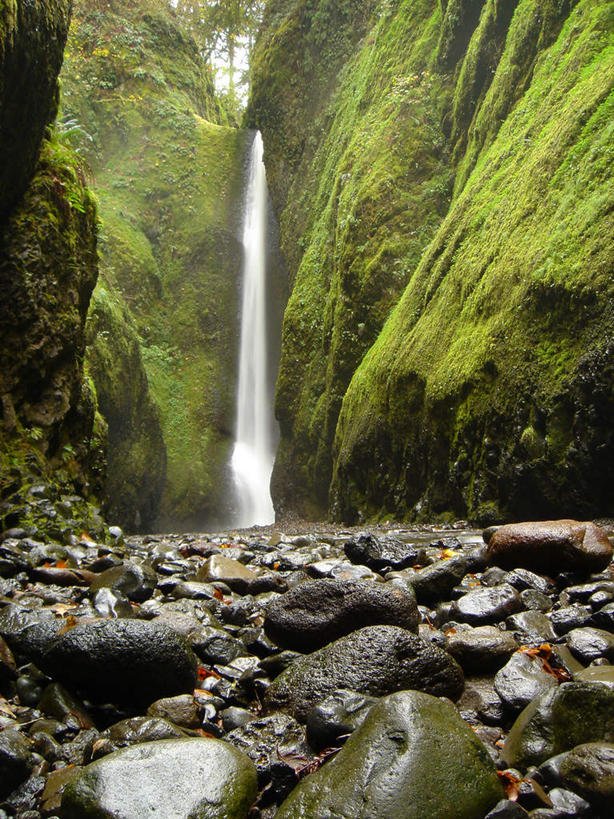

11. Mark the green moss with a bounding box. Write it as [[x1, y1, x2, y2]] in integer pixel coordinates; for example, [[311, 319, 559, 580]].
[[333, 0, 614, 522], [62, 0, 248, 528], [0, 0, 72, 221]]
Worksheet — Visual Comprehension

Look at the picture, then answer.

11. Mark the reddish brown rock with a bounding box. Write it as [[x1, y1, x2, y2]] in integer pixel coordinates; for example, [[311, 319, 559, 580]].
[[486, 520, 612, 574]]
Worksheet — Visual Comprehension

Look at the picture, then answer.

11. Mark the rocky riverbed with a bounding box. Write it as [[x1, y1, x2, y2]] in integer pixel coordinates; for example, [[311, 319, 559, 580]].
[[1, 507, 614, 818]]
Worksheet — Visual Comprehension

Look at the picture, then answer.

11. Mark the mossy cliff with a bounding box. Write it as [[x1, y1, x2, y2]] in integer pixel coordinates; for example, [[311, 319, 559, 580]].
[[61, 0, 248, 530], [0, 0, 71, 221], [249, 0, 614, 523], [0, 1, 102, 528]]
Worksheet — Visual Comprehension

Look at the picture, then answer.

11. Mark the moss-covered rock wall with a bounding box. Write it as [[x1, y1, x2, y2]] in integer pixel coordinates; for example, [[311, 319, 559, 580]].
[[61, 0, 250, 530], [0, 1, 102, 522], [249, 0, 614, 523]]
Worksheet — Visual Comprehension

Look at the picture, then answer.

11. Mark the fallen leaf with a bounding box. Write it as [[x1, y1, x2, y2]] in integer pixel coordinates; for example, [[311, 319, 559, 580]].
[[0, 698, 16, 718], [497, 769, 523, 801]]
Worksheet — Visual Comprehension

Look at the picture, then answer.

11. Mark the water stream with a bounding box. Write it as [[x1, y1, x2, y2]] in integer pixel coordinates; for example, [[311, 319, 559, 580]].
[[231, 132, 277, 527]]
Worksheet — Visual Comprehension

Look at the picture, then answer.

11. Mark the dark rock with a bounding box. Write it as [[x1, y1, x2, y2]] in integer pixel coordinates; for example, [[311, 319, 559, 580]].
[[306, 689, 377, 749], [265, 625, 464, 722], [38, 683, 94, 728], [450, 584, 522, 625], [485, 799, 529, 818], [519, 589, 553, 612], [38, 619, 198, 708], [457, 676, 506, 725], [549, 605, 592, 636], [445, 625, 519, 672], [506, 611, 557, 645], [486, 521, 613, 574], [196, 555, 261, 594], [0, 634, 17, 684], [147, 695, 201, 729], [89, 561, 156, 603], [559, 741, 614, 810], [404, 555, 468, 605], [574, 665, 614, 687], [61, 737, 258, 818], [227, 713, 311, 803], [343, 533, 417, 571], [0, 729, 34, 799], [98, 717, 187, 754], [547, 787, 592, 816], [219, 707, 255, 732], [567, 627, 614, 663], [0, 605, 63, 664], [506, 569, 554, 595], [275, 691, 503, 819], [494, 652, 558, 712], [503, 682, 614, 768], [264, 578, 419, 651]]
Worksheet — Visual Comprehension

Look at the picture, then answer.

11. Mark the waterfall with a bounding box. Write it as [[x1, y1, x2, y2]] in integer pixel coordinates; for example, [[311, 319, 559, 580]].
[[231, 132, 276, 527]]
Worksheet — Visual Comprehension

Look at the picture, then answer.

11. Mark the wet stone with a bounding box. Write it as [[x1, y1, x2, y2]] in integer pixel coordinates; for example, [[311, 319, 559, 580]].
[[227, 712, 311, 804], [445, 625, 519, 672], [519, 589, 553, 612], [485, 799, 530, 818], [494, 652, 558, 712], [505, 611, 557, 645], [450, 583, 522, 625], [559, 741, 614, 811], [265, 625, 464, 722], [547, 787, 592, 817], [566, 627, 614, 664], [548, 605, 592, 636], [403, 555, 468, 605], [147, 695, 202, 729], [343, 533, 417, 572], [88, 561, 156, 603], [306, 689, 377, 749], [0, 729, 35, 799], [61, 737, 258, 819], [264, 578, 419, 652]]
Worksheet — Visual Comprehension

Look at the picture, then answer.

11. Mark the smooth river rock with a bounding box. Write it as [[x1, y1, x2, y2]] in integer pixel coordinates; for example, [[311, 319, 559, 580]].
[[559, 741, 614, 810], [264, 578, 419, 651], [265, 625, 464, 721], [486, 520, 613, 574], [275, 691, 503, 819], [38, 619, 198, 708], [61, 737, 257, 818], [450, 583, 522, 625], [445, 625, 519, 672], [503, 682, 614, 769]]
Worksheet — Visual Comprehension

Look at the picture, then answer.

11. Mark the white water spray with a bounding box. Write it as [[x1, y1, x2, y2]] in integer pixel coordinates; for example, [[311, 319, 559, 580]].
[[231, 132, 276, 527]]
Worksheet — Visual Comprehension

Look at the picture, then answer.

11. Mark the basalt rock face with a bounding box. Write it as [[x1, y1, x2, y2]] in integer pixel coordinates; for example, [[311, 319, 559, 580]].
[[0, 0, 71, 222], [249, 0, 614, 523], [0, 1, 101, 510]]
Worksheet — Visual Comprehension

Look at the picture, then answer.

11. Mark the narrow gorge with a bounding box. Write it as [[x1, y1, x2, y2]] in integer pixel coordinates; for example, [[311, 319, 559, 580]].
[[1, 0, 613, 817]]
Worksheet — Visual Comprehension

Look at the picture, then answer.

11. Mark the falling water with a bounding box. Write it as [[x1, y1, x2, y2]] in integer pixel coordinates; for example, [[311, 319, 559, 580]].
[[231, 132, 276, 527]]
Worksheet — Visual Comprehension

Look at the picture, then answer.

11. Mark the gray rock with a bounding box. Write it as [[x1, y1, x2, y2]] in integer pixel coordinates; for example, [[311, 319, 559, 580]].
[[548, 605, 592, 636], [403, 555, 468, 605], [494, 652, 558, 712], [264, 578, 419, 651], [486, 520, 613, 574], [506, 611, 557, 645], [265, 625, 464, 722], [547, 787, 592, 816], [592, 602, 614, 630], [89, 561, 156, 603], [450, 584, 522, 625], [61, 737, 257, 818], [39, 619, 198, 707], [343, 533, 417, 571], [306, 689, 377, 749], [0, 604, 63, 664], [276, 691, 503, 819], [505, 569, 554, 594], [574, 665, 614, 687], [147, 694, 202, 729], [567, 627, 614, 663], [519, 589, 553, 612], [98, 717, 187, 754], [196, 555, 261, 594], [0, 729, 34, 799], [227, 713, 311, 803], [485, 800, 529, 818], [559, 741, 614, 810], [445, 625, 519, 672], [503, 682, 614, 769]]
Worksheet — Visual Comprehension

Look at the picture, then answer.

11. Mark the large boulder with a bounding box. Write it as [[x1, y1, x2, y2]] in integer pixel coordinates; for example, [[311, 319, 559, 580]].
[[38, 619, 198, 708], [61, 737, 257, 819], [486, 521, 612, 574], [503, 682, 614, 769], [264, 578, 419, 651], [275, 691, 503, 819], [559, 742, 614, 811], [265, 625, 464, 722]]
